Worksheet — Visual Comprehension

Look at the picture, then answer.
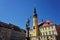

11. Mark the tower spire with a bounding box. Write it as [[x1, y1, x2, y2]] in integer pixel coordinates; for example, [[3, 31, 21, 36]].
[[33, 7, 37, 18], [33, 7, 39, 36], [34, 7, 36, 13]]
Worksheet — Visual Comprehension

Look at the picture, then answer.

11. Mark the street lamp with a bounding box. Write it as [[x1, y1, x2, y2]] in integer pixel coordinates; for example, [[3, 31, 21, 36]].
[[26, 18, 30, 40]]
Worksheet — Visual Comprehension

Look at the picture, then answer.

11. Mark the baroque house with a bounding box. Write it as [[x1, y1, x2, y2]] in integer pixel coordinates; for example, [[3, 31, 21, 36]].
[[39, 20, 60, 40]]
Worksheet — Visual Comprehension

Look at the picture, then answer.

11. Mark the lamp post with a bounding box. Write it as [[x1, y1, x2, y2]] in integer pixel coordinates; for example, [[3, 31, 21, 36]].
[[26, 18, 30, 40]]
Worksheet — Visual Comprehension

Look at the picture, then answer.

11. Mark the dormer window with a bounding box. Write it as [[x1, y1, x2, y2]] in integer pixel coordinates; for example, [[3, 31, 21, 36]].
[[48, 23, 50, 25]]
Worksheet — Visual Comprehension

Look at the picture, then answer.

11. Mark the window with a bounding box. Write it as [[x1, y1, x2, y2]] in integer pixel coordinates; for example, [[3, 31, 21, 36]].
[[53, 26, 56, 30], [51, 31, 53, 35], [43, 32, 44, 35], [47, 36, 49, 40], [40, 28, 43, 32], [49, 31, 51, 35], [53, 30, 57, 35], [42, 32, 44, 35], [46, 32, 47, 35], [45, 27, 47, 30], [47, 27, 49, 30], [30, 34, 32, 37], [51, 26, 53, 29], [50, 26, 53, 31], [44, 28, 45, 30], [48, 26, 50, 29]]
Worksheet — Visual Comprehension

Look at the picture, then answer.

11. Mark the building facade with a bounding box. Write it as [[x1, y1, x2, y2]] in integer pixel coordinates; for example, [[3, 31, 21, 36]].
[[29, 8, 60, 40], [39, 20, 58, 40], [0, 22, 26, 40]]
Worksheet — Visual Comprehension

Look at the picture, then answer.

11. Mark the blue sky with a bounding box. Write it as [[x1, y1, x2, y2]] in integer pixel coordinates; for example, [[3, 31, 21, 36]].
[[0, 0, 60, 29]]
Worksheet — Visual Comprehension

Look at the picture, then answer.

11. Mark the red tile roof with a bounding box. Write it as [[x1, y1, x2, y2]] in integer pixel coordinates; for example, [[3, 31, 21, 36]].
[[38, 20, 54, 27], [0, 21, 25, 32]]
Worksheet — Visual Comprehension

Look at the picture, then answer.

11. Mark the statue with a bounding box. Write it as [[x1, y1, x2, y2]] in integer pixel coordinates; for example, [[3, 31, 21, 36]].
[[26, 18, 30, 40]]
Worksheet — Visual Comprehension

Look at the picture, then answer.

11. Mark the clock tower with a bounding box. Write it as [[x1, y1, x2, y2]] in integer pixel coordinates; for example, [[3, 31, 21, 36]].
[[33, 8, 39, 36]]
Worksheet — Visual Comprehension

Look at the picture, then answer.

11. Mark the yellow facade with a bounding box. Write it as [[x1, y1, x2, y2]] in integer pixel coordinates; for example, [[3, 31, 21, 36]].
[[33, 17, 39, 36], [40, 26, 54, 35], [40, 25, 57, 40]]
